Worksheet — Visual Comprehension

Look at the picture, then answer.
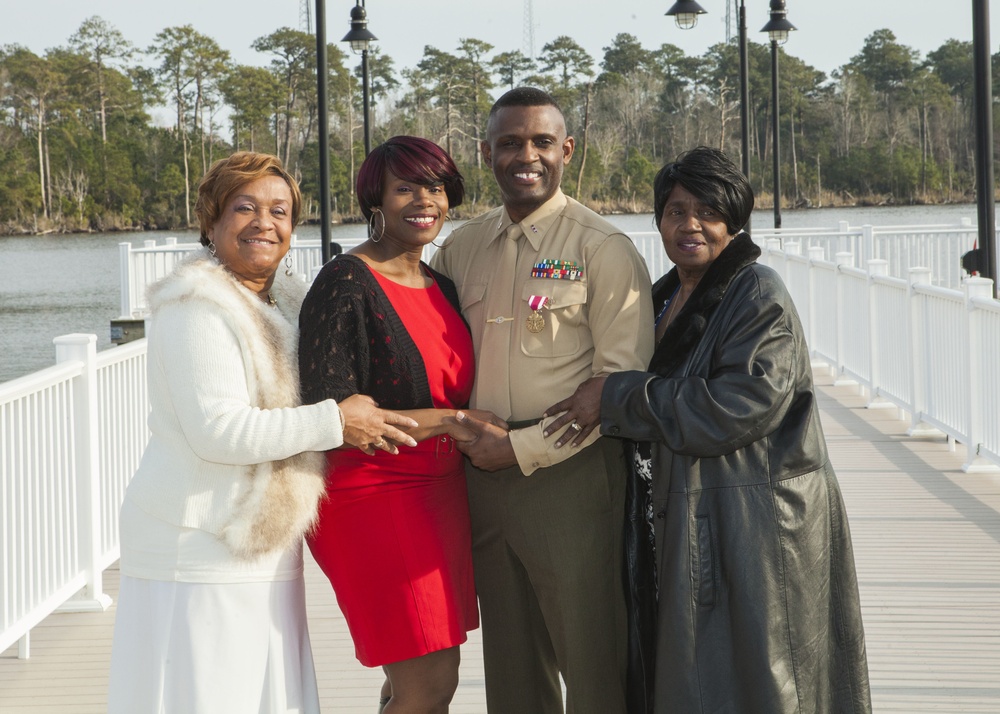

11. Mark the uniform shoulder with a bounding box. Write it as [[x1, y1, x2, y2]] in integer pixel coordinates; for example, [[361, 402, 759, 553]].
[[443, 206, 504, 244], [561, 197, 628, 238]]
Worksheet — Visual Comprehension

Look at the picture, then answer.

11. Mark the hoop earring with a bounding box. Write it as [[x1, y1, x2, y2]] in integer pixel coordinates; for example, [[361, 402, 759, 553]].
[[285, 253, 294, 276], [369, 208, 385, 243], [431, 213, 451, 248], [209, 241, 217, 257]]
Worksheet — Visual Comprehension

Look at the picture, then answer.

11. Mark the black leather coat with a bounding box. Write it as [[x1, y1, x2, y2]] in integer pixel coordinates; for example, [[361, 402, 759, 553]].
[[604, 236, 872, 714]]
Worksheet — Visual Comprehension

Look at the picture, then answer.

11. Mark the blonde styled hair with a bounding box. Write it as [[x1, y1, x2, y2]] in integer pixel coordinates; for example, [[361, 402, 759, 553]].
[[195, 152, 302, 245]]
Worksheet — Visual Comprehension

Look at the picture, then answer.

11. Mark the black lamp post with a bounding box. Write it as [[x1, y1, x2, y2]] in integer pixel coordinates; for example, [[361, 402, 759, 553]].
[[666, 0, 751, 234], [342, 0, 377, 157], [316, 0, 333, 263], [971, 0, 997, 293], [760, 0, 795, 230]]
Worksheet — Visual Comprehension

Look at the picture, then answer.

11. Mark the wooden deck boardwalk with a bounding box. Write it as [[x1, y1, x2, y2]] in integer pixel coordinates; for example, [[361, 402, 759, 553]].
[[2, 371, 999, 713]]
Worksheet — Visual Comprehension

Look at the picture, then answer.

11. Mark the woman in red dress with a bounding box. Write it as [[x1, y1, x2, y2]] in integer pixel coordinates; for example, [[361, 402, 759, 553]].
[[298, 136, 504, 713]]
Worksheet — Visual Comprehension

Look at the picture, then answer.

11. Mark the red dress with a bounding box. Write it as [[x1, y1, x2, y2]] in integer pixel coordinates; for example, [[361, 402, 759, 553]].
[[306, 266, 479, 667]]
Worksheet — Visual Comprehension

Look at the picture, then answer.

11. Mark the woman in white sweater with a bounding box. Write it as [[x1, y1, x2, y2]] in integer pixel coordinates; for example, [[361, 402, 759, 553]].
[[107, 152, 417, 713]]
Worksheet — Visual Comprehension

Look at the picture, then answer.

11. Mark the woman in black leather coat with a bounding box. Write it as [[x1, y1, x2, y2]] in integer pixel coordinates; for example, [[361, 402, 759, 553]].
[[544, 147, 872, 714]]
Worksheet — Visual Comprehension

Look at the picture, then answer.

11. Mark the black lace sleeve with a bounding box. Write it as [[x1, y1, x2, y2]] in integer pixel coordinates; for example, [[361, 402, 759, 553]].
[[298, 259, 370, 406]]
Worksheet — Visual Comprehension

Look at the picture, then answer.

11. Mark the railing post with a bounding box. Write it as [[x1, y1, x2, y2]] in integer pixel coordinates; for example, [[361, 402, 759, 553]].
[[906, 267, 939, 436], [807, 246, 825, 354], [962, 277, 1000, 472], [118, 242, 132, 317], [837, 220, 850, 256], [862, 224, 875, 268], [834, 252, 853, 381], [866, 260, 891, 407], [783, 242, 800, 290], [764, 238, 782, 277], [53, 335, 113, 612]]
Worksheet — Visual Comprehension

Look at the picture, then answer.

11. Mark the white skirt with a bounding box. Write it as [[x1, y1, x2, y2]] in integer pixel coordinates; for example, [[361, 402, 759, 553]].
[[109, 494, 320, 712], [107, 574, 320, 713]]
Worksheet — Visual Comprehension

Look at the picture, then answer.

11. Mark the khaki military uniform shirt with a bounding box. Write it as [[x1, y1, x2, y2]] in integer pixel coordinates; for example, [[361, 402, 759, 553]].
[[431, 190, 654, 475]]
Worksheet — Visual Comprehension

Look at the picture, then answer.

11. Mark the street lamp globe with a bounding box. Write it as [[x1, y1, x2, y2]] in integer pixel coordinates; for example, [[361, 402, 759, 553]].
[[341, 2, 377, 53], [665, 0, 708, 30], [760, 0, 797, 45]]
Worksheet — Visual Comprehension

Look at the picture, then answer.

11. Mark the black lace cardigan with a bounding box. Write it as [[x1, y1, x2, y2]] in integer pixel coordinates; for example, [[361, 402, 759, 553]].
[[298, 254, 468, 411]]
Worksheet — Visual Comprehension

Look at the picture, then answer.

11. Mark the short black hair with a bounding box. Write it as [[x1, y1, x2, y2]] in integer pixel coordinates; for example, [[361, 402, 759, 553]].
[[355, 135, 464, 220], [652, 146, 754, 235], [486, 87, 564, 139]]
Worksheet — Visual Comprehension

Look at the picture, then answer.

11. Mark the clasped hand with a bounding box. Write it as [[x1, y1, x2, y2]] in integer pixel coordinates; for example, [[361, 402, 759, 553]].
[[541, 374, 607, 448], [338, 394, 418, 455], [451, 410, 516, 472]]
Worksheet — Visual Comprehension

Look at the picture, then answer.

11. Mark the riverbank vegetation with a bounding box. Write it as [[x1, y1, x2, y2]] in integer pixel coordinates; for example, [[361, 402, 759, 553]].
[[0, 18, 991, 234]]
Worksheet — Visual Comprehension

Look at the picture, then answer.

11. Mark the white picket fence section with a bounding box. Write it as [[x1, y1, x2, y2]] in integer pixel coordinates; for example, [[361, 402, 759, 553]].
[[761, 219, 978, 290], [116, 220, 981, 318], [1, 335, 148, 658], [2, 224, 998, 660], [118, 234, 367, 318], [763, 240, 1000, 471]]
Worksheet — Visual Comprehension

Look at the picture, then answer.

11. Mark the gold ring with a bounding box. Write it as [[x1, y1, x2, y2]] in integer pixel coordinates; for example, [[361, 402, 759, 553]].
[[569, 421, 583, 432]]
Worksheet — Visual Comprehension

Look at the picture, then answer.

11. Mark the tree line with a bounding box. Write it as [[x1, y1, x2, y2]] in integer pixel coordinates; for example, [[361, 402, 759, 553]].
[[0, 16, 994, 234]]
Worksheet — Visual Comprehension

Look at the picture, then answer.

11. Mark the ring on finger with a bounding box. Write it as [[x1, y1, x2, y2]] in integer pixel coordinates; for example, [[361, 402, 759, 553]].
[[569, 421, 583, 433], [373, 437, 386, 449]]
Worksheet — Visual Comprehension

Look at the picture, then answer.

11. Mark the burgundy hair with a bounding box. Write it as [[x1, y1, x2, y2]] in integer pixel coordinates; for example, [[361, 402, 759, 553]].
[[356, 136, 465, 219]]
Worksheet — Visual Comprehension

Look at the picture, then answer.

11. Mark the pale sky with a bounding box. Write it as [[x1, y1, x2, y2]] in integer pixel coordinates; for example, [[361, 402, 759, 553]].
[[4, 1, 997, 86]]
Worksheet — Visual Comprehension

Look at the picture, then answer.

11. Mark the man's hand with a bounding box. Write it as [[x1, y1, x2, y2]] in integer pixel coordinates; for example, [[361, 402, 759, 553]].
[[454, 411, 518, 471], [542, 374, 607, 448]]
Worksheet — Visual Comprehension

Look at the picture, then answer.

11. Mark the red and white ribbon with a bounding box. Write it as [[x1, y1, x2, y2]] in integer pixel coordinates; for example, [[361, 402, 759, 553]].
[[528, 295, 549, 311]]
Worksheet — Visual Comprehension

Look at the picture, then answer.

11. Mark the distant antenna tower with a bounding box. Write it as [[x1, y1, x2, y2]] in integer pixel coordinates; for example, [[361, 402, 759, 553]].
[[523, 0, 536, 60], [725, 0, 734, 43], [299, 0, 313, 34]]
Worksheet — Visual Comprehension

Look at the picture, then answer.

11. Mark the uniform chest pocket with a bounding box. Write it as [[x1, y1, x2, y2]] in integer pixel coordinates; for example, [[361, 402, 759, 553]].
[[458, 281, 489, 329], [519, 279, 588, 358]]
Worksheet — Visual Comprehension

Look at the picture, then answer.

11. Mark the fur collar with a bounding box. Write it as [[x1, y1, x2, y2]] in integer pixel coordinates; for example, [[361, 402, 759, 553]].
[[649, 234, 761, 376], [148, 248, 325, 559], [149, 247, 309, 324]]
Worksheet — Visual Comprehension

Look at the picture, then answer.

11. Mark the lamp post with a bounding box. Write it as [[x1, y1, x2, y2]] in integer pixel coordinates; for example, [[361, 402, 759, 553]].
[[760, 0, 795, 229], [971, 0, 997, 293], [737, 1, 751, 234], [342, 0, 377, 157], [315, 0, 333, 263], [667, 0, 751, 235]]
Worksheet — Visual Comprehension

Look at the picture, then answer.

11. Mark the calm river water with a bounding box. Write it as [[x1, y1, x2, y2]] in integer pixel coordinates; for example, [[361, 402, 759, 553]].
[[0, 203, 985, 383]]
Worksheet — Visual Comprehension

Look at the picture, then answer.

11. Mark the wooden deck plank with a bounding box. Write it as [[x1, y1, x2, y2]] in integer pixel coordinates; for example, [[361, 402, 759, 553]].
[[1, 371, 999, 712]]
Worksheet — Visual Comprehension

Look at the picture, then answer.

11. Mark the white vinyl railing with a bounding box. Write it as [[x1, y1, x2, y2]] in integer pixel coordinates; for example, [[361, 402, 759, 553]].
[[119, 234, 370, 317], [753, 220, 979, 290], [760, 239, 1000, 471], [0, 335, 148, 658], [4, 227, 999, 658], [117, 220, 983, 318]]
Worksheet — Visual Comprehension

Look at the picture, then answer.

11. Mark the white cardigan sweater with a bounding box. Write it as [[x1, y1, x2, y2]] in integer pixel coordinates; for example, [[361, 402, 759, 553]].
[[125, 249, 343, 559]]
